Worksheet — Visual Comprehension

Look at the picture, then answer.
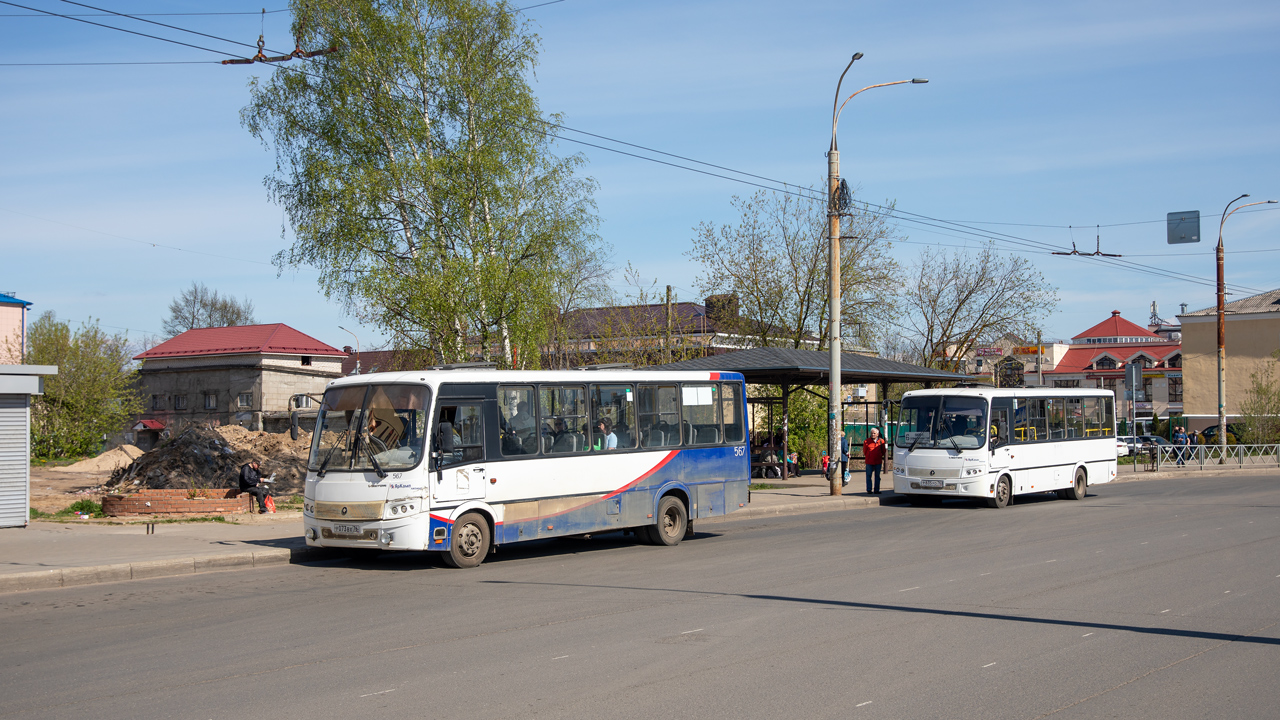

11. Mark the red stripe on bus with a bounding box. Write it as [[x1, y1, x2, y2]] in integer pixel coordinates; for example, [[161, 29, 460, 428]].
[[602, 449, 680, 500]]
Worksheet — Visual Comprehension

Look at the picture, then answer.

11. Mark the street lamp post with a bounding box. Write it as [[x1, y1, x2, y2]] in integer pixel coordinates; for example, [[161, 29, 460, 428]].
[[1215, 195, 1278, 449], [826, 56, 926, 495]]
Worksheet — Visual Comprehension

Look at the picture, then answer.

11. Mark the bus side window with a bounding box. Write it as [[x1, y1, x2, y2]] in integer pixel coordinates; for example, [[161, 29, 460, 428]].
[[1066, 398, 1084, 438], [721, 382, 744, 443], [1103, 397, 1115, 436], [638, 384, 681, 448], [681, 383, 721, 445], [1012, 399, 1033, 443], [499, 385, 537, 456]]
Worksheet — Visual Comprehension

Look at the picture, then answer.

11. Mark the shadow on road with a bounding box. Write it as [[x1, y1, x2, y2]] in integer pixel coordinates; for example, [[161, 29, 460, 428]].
[[478, 579, 1280, 646]]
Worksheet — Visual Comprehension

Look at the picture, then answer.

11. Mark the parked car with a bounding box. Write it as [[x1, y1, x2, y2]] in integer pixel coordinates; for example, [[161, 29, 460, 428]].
[[1138, 435, 1171, 448], [1118, 435, 1142, 454], [1201, 425, 1242, 444], [1115, 438, 1130, 457]]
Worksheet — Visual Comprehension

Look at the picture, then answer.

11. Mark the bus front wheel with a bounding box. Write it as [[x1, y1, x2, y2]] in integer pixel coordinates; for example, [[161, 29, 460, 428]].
[[987, 477, 1011, 509], [443, 512, 490, 568]]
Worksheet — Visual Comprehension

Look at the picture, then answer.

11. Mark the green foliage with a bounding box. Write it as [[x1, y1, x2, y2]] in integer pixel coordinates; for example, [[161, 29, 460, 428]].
[[749, 384, 827, 470], [56, 499, 104, 518], [29, 507, 51, 520], [749, 483, 782, 491], [1239, 352, 1280, 444], [20, 312, 144, 460], [243, 0, 601, 366]]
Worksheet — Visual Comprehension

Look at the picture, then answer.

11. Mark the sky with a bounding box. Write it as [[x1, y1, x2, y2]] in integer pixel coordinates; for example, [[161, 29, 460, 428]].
[[2, 0, 1278, 355]]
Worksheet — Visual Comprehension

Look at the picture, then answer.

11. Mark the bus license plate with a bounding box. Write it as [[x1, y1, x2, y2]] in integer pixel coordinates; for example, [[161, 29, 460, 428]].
[[332, 524, 360, 536], [920, 480, 944, 488]]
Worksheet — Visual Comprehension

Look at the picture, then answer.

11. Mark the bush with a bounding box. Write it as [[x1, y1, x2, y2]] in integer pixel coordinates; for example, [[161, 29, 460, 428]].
[[56, 499, 104, 518]]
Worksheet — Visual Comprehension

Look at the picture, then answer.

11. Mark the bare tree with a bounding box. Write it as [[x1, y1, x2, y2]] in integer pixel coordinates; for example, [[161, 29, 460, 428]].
[[897, 244, 1058, 370], [162, 282, 257, 337], [543, 243, 614, 369], [687, 187, 899, 350]]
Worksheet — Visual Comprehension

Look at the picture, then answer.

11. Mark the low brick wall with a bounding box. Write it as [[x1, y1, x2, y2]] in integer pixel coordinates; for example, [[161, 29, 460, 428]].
[[102, 488, 254, 516]]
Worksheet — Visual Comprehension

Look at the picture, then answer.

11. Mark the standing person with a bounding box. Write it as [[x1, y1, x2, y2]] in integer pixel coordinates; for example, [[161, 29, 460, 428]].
[[1172, 425, 1188, 466], [839, 432, 850, 487], [238, 460, 270, 514], [863, 427, 887, 494]]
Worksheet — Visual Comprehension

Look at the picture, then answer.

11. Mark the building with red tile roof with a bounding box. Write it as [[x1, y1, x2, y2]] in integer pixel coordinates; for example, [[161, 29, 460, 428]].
[[1043, 310, 1183, 433], [130, 324, 346, 448]]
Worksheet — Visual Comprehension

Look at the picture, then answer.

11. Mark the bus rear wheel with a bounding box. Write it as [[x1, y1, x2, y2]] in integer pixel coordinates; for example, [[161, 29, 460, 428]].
[[443, 512, 490, 568], [650, 496, 687, 546], [987, 476, 1011, 509], [1067, 468, 1087, 501]]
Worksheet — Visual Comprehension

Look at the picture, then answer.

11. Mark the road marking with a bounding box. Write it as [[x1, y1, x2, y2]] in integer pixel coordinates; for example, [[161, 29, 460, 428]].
[[856, 701, 873, 707], [1045, 559, 1057, 563], [900, 587, 920, 592], [359, 689, 395, 698], [1082, 633, 1094, 637], [1161, 609, 1171, 613], [983, 662, 997, 668], [681, 629, 703, 634], [1224, 591, 1231, 594], [553, 655, 570, 659], [980, 572, 991, 576], [1141, 542, 1148, 545]]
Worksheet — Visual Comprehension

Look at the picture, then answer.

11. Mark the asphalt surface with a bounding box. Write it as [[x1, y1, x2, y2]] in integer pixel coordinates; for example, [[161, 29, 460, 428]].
[[2, 475, 1277, 720]]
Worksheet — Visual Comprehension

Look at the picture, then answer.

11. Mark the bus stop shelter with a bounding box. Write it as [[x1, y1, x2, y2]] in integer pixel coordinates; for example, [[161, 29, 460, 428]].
[[649, 348, 967, 480]]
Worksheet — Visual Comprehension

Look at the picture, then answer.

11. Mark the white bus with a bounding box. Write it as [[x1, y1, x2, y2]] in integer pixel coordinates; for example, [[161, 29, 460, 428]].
[[893, 387, 1117, 508], [297, 368, 750, 567]]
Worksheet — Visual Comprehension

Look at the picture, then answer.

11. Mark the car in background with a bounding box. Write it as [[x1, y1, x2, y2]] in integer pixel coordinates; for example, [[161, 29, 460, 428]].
[[1115, 438, 1130, 457], [1118, 435, 1142, 455], [1138, 435, 1171, 449], [1201, 424, 1243, 444]]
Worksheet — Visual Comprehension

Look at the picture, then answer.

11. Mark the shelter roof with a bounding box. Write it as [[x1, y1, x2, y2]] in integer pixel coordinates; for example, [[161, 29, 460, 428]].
[[0, 293, 32, 307], [646, 347, 967, 386], [134, 324, 345, 360]]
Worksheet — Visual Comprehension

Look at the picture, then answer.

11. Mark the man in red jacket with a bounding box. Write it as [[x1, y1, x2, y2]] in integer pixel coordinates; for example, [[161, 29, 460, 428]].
[[862, 427, 887, 494]]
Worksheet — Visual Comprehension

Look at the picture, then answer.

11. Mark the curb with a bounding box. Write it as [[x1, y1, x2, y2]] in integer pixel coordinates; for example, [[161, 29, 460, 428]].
[[701, 492, 908, 523], [0, 546, 330, 595]]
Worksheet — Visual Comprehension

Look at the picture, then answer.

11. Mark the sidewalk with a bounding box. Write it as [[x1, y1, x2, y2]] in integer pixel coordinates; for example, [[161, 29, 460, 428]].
[[3, 467, 1272, 594]]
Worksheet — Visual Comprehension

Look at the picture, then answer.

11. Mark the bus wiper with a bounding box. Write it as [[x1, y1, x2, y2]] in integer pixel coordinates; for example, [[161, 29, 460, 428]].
[[359, 436, 387, 479], [907, 435, 922, 453], [946, 435, 961, 452], [316, 428, 350, 478]]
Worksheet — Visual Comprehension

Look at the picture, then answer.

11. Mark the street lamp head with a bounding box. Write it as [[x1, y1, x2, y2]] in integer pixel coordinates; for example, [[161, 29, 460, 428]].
[[911, 78, 929, 83], [852, 52, 864, 61]]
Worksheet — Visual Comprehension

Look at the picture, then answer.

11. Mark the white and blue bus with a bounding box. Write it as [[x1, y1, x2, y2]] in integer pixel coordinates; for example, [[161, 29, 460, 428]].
[[893, 387, 1117, 508], [298, 369, 750, 567]]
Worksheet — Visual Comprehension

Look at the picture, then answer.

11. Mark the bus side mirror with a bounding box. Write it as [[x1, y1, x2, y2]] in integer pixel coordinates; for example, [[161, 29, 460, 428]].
[[290, 411, 299, 441], [438, 422, 455, 453]]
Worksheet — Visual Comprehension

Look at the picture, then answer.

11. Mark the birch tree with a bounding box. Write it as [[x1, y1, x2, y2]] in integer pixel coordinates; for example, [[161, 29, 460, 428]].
[[243, 0, 600, 366]]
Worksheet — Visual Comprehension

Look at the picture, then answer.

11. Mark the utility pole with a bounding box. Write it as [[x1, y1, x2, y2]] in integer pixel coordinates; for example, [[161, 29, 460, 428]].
[[1037, 330, 1044, 386], [665, 285, 673, 364]]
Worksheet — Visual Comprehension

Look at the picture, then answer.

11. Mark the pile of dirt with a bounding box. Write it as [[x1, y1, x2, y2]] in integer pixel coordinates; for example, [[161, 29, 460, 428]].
[[106, 425, 313, 495], [62, 445, 145, 473]]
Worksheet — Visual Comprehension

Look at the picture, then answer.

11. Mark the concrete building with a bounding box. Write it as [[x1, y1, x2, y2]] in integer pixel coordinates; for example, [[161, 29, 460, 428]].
[[1177, 288, 1280, 433], [1042, 310, 1182, 433], [0, 293, 32, 365], [0, 365, 57, 528], [131, 324, 345, 448], [954, 336, 1070, 387]]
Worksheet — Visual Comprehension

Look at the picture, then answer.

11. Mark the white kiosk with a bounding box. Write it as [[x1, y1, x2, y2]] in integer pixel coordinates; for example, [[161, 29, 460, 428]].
[[0, 365, 58, 528]]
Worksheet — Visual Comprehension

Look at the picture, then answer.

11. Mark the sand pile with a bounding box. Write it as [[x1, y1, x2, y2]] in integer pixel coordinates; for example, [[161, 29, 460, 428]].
[[63, 445, 145, 473], [106, 425, 314, 494]]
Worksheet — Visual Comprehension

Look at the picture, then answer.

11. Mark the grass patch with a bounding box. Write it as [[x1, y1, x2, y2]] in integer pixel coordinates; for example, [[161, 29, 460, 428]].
[[138, 516, 230, 524], [750, 483, 783, 490], [276, 494, 303, 509], [29, 507, 52, 520], [55, 499, 105, 518]]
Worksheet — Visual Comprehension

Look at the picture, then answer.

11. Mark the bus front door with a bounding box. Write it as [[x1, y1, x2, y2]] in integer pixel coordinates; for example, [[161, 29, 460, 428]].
[[990, 399, 1013, 480], [433, 401, 487, 504]]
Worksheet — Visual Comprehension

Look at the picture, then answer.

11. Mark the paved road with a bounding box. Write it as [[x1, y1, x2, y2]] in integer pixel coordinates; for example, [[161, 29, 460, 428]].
[[2, 475, 1277, 720]]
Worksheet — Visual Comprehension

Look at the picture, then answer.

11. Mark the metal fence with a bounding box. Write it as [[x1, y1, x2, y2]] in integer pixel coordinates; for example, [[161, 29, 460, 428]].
[[1151, 444, 1280, 470]]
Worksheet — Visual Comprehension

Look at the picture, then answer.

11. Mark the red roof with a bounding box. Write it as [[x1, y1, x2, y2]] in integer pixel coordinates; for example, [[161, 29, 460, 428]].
[[1072, 310, 1161, 341], [133, 419, 165, 431], [134, 324, 345, 360], [1047, 343, 1182, 374]]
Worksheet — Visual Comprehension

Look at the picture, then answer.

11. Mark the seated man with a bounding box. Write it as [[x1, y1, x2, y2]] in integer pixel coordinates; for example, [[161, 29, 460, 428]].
[[238, 460, 270, 514]]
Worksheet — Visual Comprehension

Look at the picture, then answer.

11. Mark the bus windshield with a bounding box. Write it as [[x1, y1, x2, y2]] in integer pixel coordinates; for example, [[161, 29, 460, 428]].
[[309, 384, 431, 473], [895, 395, 988, 450]]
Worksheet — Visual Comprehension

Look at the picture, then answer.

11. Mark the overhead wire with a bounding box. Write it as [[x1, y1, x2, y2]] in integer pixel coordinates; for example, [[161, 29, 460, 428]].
[[1, 8, 288, 16], [55, 0, 282, 54], [0, 0, 241, 57]]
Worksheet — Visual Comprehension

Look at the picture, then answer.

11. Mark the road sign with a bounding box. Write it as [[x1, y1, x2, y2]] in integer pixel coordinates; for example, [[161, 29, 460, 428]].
[[1167, 210, 1200, 244]]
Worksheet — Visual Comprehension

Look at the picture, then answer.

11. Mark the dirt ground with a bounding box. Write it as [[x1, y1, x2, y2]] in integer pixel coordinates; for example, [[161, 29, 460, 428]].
[[28, 466, 115, 514]]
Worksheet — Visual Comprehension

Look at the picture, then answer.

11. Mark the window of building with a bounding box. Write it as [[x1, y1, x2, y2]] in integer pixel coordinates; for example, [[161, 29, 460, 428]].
[[1168, 376, 1183, 403], [1053, 379, 1080, 388], [1094, 357, 1117, 370], [1102, 377, 1118, 396], [204, 393, 217, 410], [1141, 376, 1153, 401], [301, 356, 313, 366], [238, 393, 252, 408], [1166, 354, 1181, 368], [151, 394, 164, 410], [173, 395, 187, 410]]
